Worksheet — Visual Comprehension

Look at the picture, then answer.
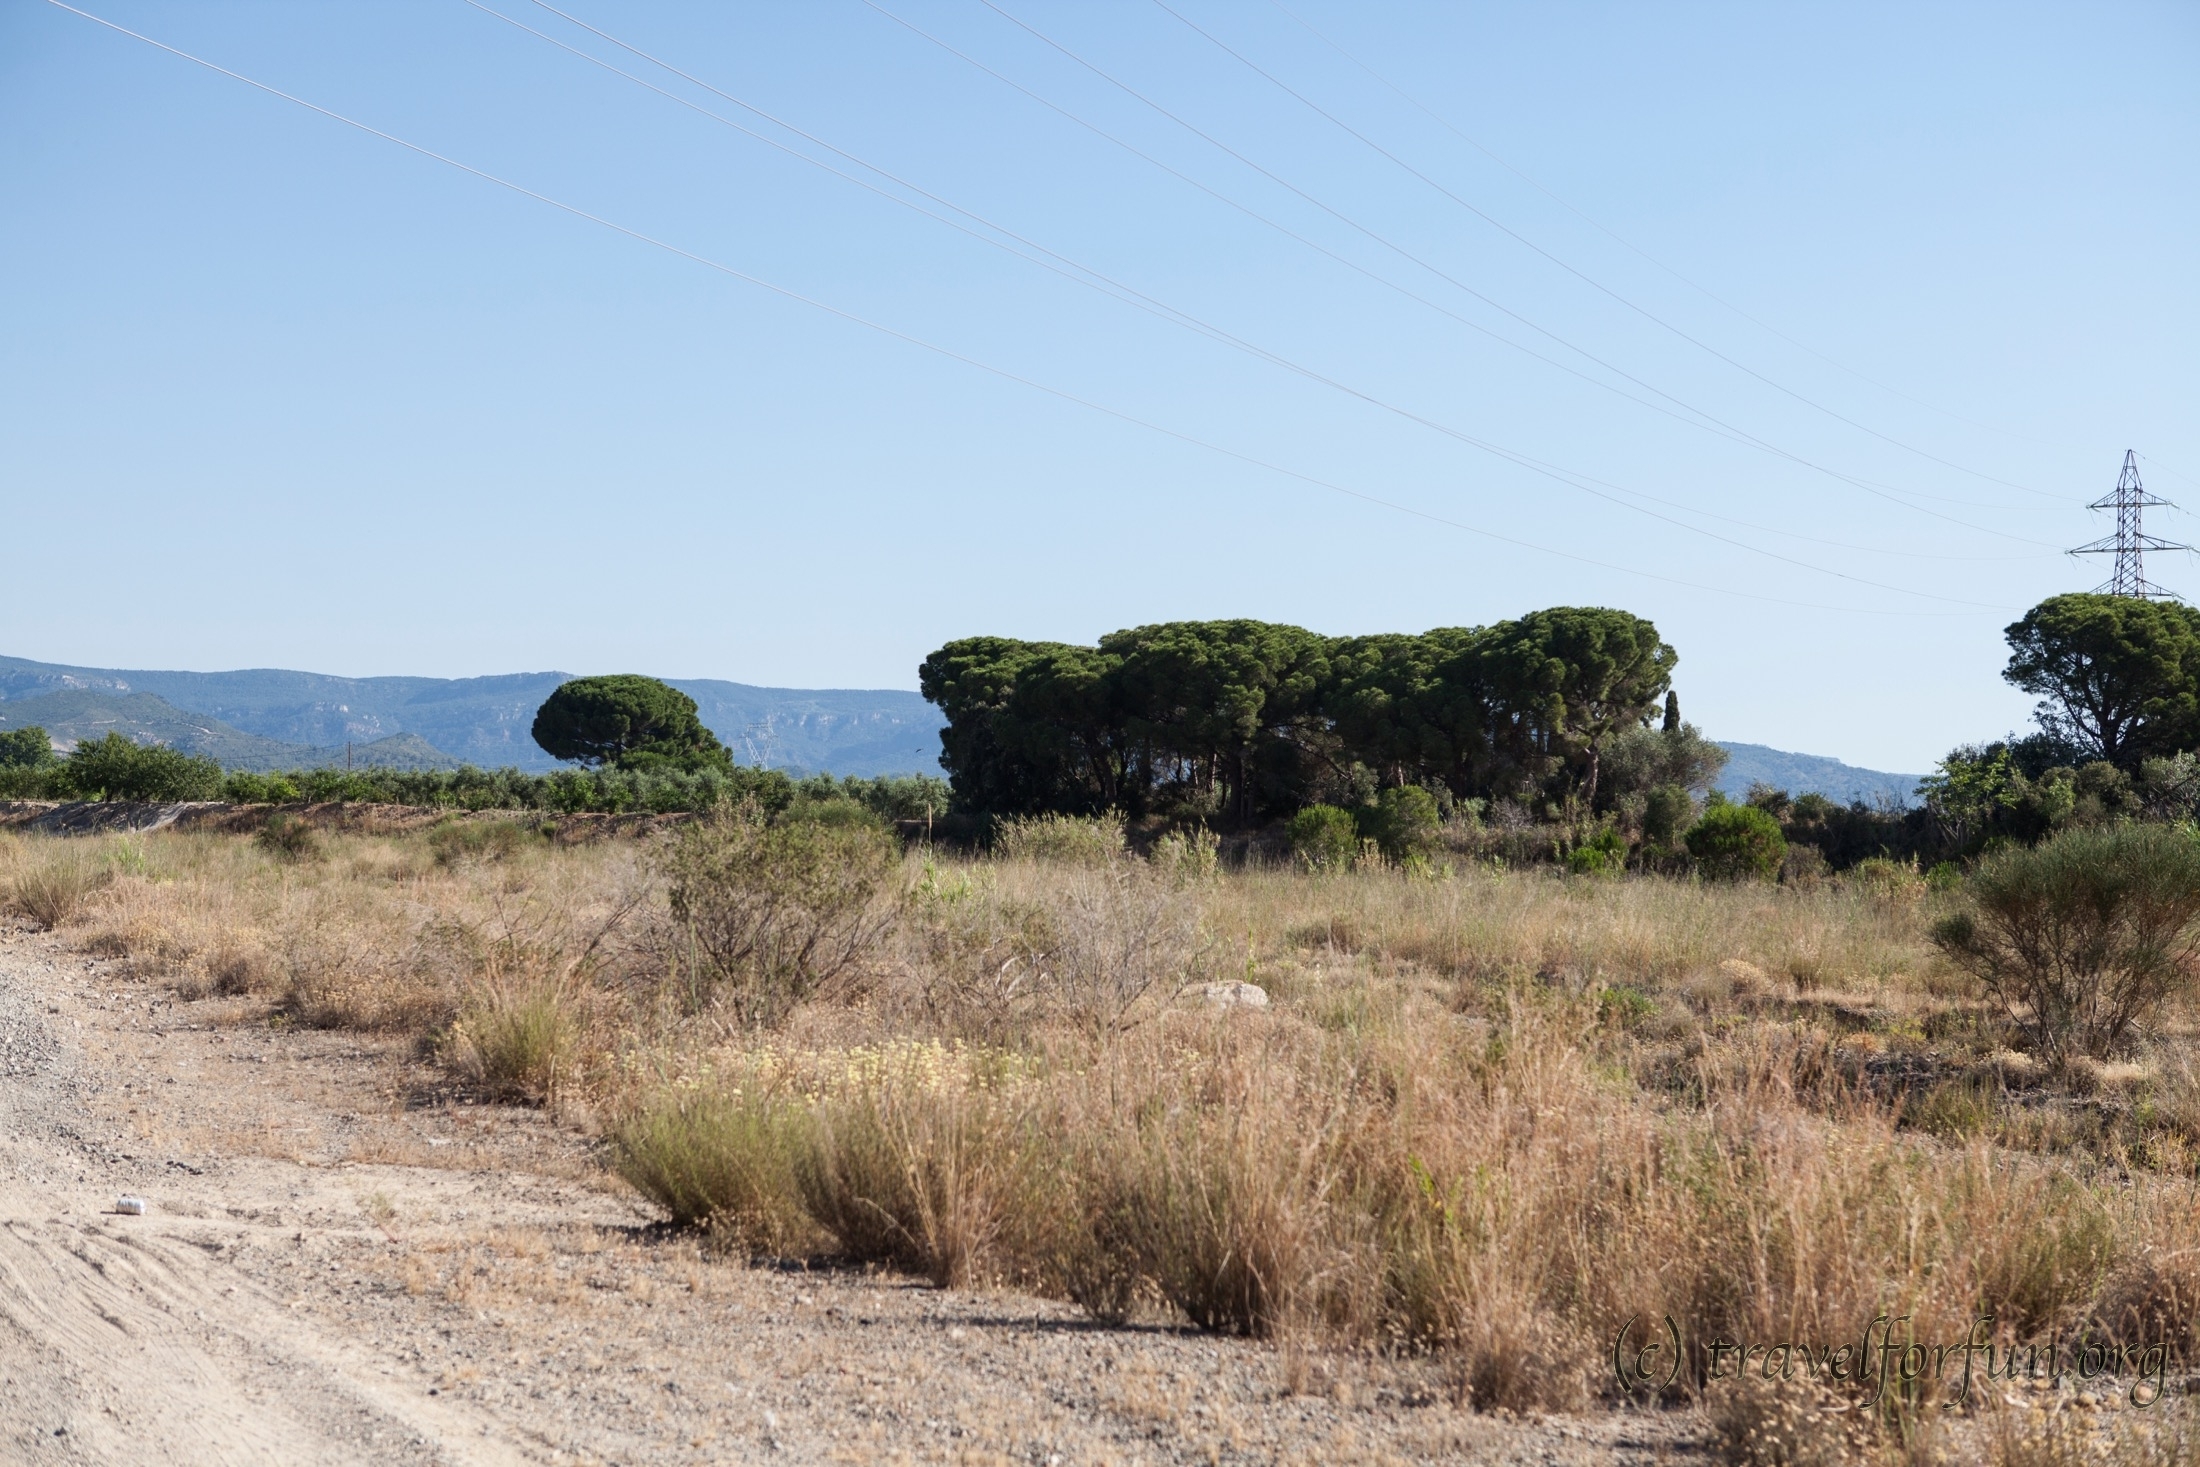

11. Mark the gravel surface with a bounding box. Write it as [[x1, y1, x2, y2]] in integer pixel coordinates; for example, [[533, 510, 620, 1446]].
[[0, 919, 1707, 1464]]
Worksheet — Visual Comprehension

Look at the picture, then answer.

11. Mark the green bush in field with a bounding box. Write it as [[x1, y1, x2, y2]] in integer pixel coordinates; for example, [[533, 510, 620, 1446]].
[[1684, 802, 1786, 881], [1566, 824, 1629, 876], [254, 812, 322, 862], [1288, 804, 1359, 871], [992, 812, 1124, 864], [657, 802, 901, 1025], [1641, 783, 1695, 848], [59, 733, 222, 802], [222, 772, 301, 804], [0, 726, 55, 769], [1934, 823, 2200, 1064], [198, 764, 950, 820], [1360, 786, 1441, 861]]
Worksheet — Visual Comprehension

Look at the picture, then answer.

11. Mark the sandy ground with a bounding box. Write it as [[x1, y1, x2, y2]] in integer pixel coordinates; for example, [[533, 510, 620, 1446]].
[[0, 918, 1706, 1465]]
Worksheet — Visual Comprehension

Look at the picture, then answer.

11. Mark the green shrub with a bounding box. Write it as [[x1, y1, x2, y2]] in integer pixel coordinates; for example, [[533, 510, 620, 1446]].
[[1934, 823, 2200, 1064], [0, 726, 55, 769], [658, 802, 901, 1025], [426, 818, 532, 867], [1642, 783, 1695, 847], [1148, 826, 1221, 885], [450, 971, 580, 1104], [223, 771, 301, 804], [992, 813, 1124, 865], [1850, 855, 1924, 901], [1685, 803, 1786, 881], [254, 812, 322, 862], [1288, 805, 1359, 871], [610, 1087, 816, 1251], [0, 764, 62, 799], [1360, 786, 1441, 861], [58, 733, 222, 802], [1565, 825, 1628, 876], [778, 796, 886, 830]]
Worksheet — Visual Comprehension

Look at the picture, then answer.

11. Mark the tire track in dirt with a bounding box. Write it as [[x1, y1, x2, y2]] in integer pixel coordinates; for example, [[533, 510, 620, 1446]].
[[0, 928, 533, 1466]]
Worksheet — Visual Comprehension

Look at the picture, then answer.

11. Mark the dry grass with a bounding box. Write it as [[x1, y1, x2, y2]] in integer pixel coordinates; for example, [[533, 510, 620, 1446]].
[[0, 835, 114, 929], [32, 821, 2200, 1419]]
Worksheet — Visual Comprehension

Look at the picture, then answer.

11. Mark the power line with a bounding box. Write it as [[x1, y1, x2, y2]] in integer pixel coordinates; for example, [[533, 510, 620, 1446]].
[[862, 0, 2063, 545], [43, 0, 2006, 617], [1261, 0, 2069, 472], [488, 0, 2051, 572], [965, 0, 2064, 531]]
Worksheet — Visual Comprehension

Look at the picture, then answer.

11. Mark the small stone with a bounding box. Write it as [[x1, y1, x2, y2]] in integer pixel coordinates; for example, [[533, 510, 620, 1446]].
[[1189, 981, 1269, 1009]]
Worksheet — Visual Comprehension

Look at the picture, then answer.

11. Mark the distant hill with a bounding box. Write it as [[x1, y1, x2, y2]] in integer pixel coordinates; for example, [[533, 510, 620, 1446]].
[[0, 655, 946, 776], [0, 689, 462, 771], [1715, 742, 1923, 808]]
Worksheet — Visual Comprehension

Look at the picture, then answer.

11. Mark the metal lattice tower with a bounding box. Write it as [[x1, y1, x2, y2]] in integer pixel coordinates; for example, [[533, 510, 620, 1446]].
[[2070, 450, 2188, 599]]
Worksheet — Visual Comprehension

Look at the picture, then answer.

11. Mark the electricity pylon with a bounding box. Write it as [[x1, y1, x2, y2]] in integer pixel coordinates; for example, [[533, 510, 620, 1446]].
[[2070, 450, 2188, 599]]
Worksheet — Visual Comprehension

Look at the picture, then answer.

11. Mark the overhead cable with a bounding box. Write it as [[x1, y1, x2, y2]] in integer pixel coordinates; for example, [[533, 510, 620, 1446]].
[[43, 0, 2005, 615]]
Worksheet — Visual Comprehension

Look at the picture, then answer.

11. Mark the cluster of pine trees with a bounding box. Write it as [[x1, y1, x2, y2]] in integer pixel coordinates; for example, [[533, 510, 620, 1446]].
[[920, 606, 1723, 825]]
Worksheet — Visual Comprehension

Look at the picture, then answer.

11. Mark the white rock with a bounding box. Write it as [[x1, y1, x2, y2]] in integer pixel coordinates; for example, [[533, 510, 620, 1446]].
[[1189, 981, 1269, 1009]]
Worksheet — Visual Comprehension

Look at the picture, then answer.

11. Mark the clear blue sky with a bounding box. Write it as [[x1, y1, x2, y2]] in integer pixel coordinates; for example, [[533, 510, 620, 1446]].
[[4, 1, 2195, 771]]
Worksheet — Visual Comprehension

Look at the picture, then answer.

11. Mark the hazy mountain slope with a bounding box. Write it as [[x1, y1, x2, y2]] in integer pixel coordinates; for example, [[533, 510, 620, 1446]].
[[1715, 742, 1923, 807], [668, 680, 944, 777], [0, 656, 943, 776], [0, 689, 460, 771]]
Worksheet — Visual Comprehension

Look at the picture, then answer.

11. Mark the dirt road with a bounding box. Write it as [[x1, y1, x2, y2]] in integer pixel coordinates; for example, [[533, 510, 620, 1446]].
[[0, 919, 1697, 1464]]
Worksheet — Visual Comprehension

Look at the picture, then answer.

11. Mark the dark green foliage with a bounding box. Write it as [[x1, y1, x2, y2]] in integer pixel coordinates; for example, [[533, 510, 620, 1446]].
[[203, 763, 949, 820], [1921, 742, 2149, 855], [1566, 824, 1629, 876], [1478, 607, 1676, 809], [1360, 785, 1441, 861], [255, 812, 322, 862], [1641, 784, 1695, 848], [1099, 619, 1331, 824], [1685, 803, 1786, 881], [1779, 794, 1931, 872], [1934, 824, 2200, 1063], [1595, 720, 1727, 815], [1287, 804, 1359, 870], [531, 675, 730, 770], [2002, 593, 2200, 770], [58, 733, 222, 802], [222, 772, 302, 804], [918, 607, 1678, 825], [0, 726, 55, 769], [918, 637, 1113, 818]]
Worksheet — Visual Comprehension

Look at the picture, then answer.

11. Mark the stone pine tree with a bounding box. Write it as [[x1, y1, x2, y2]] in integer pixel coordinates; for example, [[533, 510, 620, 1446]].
[[2002, 593, 2200, 770], [530, 675, 730, 771]]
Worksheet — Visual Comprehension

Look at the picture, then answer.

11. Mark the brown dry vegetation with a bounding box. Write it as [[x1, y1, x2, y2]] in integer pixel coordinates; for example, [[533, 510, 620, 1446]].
[[8, 816, 2200, 1457]]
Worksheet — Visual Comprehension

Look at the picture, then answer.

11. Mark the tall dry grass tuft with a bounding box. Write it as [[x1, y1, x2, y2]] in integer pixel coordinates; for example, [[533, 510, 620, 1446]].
[[793, 1043, 1044, 1288], [447, 954, 584, 1103], [3, 838, 113, 929], [905, 850, 1208, 1037], [611, 1079, 819, 1254]]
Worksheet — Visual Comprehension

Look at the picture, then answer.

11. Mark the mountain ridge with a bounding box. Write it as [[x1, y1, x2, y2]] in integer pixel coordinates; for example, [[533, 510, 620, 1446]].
[[0, 655, 942, 777]]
